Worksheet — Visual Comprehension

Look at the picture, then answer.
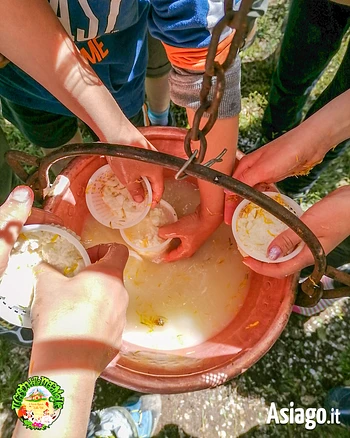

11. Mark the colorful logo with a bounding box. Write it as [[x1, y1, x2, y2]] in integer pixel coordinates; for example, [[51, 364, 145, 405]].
[[12, 376, 64, 430]]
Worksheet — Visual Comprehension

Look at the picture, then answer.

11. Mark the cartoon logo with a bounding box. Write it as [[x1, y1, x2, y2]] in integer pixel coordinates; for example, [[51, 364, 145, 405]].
[[12, 376, 64, 430]]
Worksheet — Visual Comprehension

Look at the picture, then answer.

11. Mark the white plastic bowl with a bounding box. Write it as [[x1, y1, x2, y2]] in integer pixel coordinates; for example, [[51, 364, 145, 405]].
[[85, 164, 152, 229], [232, 192, 304, 263], [120, 200, 178, 261], [0, 224, 90, 328]]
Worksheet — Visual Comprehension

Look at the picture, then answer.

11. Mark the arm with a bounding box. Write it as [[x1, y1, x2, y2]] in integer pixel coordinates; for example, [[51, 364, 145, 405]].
[[0, 188, 128, 437], [0, 0, 141, 146], [0, 0, 163, 203], [191, 111, 238, 229], [13, 243, 129, 437], [159, 113, 238, 261], [232, 89, 350, 188], [224, 89, 350, 224], [150, 0, 241, 260]]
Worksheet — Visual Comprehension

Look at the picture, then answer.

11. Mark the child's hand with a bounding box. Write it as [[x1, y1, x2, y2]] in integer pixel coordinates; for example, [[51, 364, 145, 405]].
[[242, 186, 350, 278], [31, 243, 129, 376], [232, 126, 325, 188], [107, 156, 164, 208], [158, 206, 222, 262]]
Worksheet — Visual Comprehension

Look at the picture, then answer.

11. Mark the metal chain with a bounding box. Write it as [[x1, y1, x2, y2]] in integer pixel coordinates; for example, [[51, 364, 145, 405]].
[[179, 0, 253, 179]]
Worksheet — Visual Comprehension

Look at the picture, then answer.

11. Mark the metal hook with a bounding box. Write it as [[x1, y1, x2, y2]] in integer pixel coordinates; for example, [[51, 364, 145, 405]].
[[203, 148, 227, 168], [175, 149, 198, 181], [175, 148, 227, 181]]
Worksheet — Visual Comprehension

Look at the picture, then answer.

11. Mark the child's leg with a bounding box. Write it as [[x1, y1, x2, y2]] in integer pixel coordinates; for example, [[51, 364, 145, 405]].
[[1, 97, 81, 176], [145, 33, 173, 126], [1, 97, 79, 150]]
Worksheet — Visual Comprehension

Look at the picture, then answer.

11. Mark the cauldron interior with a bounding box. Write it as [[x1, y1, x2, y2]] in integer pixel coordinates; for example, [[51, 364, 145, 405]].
[[44, 127, 297, 393]]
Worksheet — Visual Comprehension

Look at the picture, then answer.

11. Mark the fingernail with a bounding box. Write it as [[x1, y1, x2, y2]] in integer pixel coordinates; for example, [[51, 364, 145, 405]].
[[268, 246, 282, 261], [11, 187, 31, 203], [134, 195, 144, 203]]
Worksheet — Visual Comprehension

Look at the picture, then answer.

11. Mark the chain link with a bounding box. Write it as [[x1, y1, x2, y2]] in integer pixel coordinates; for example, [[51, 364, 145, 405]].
[[180, 0, 253, 179]]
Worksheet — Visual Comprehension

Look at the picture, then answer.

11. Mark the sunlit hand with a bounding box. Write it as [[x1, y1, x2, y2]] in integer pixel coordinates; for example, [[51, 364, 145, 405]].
[[159, 206, 222, 262], [107, 157, 164, 208], [242, 186, 350, 278], [0, 186, 34, 276], [231, 126, 326, 189], [31, 243, 129, 375], [0, 185, 62, 270]]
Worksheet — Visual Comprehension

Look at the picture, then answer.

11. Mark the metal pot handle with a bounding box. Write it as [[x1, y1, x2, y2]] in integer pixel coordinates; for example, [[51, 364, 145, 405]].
[[5, 144, 350, 307]]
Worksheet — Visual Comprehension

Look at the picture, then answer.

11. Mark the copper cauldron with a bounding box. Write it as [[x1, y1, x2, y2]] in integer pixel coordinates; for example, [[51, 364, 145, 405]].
[[42, 127, 297, 394]]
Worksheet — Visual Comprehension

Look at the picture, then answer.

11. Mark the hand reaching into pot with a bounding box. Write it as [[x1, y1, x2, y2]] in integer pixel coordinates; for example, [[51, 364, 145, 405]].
[[159, 205, 223, 262], [107, 155, 163, 208]]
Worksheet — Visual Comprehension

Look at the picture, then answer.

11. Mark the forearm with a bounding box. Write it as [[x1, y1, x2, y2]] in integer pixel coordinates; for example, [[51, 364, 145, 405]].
[[318, 185, 350, 241], [0, 0, 147, 147], [187, 110, 238, 222], [12, 342, 99, 438], [297, 89, 350, 159], [13, 372, 96, 438]]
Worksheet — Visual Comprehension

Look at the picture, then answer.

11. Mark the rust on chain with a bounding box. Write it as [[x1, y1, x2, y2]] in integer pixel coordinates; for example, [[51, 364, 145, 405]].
[[222, 0, 253, 70], [201, 64, 226, 136], [183, 0, 253, 166], [184, 129, 207, 164]]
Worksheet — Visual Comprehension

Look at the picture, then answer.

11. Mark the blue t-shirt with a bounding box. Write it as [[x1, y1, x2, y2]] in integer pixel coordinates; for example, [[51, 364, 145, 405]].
[[0, 0, 240, 119]]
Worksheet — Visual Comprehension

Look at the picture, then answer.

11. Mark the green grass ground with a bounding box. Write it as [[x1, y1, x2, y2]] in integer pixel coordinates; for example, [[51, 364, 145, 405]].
[[1, 0, 350, 436]]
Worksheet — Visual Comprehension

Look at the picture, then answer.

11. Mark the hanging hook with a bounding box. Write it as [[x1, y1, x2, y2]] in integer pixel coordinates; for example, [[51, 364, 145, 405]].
[[175, 149, 198, 181], [203, 148, 227, 168]]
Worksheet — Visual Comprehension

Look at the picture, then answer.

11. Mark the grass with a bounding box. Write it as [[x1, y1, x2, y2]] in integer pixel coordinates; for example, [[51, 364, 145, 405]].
[[1, 0, 350, 436]]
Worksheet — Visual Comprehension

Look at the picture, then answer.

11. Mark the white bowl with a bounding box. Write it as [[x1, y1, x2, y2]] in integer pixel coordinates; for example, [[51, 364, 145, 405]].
[[0, 224, 90, 328], [120, 200, 178, 261], [85, 164, 152, 229], [232, 192, 304, 263]]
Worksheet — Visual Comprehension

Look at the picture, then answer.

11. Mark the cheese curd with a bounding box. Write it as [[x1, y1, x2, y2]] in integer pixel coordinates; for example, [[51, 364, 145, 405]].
[[102, 176, 148, 225], [85, 165, 152, 230], [125, 207, 169, 249], [0, 230, 85, 309]]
